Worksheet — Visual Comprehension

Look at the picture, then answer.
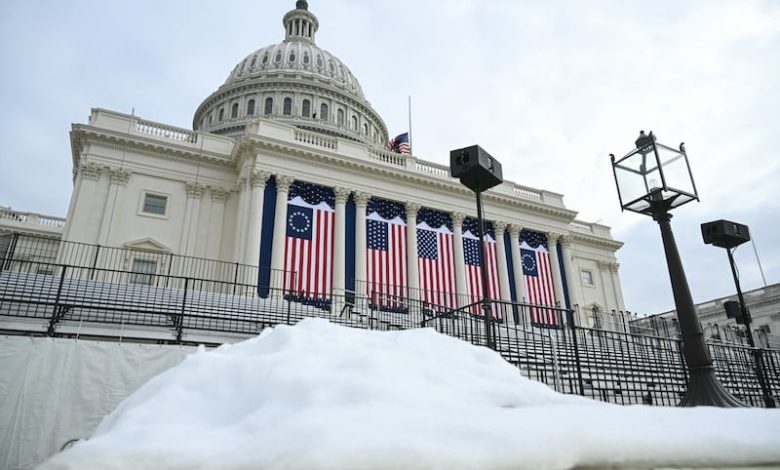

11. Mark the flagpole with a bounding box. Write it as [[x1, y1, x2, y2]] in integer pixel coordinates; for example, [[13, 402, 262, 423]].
[[408, 95, 413, 155]]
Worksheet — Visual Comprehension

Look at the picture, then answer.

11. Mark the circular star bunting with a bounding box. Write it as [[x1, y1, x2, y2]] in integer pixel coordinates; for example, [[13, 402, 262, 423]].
[[288, 211, 311, 232]]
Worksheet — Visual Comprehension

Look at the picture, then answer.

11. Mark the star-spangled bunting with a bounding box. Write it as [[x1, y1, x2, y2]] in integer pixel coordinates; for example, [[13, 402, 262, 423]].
[[463, 217, 501, 318], [520, 229, 559, 327], [366, 197, 407, 311], [416, 209, 456, 311], [283, 181, 335, 307]]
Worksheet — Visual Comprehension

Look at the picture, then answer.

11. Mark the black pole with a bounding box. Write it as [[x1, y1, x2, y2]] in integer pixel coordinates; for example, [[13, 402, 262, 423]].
[[726, 249, 775, 408], [652, 201, 743, 407], [475, 190, 493, 349]]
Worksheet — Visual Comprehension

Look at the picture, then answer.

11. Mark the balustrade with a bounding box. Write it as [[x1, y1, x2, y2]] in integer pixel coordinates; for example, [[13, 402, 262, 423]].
[[135, 119, 198, 143]]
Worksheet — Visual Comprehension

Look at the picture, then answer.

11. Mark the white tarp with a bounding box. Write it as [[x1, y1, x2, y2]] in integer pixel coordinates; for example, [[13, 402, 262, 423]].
[[0, 336, 194, 470]]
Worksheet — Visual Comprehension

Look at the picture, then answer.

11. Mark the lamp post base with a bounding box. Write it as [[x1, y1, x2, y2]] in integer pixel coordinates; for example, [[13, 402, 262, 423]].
[[679, 366, 746, 407]]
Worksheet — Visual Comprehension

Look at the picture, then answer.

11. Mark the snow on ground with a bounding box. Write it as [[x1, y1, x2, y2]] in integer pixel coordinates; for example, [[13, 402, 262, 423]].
[[39, 319, 780, 470]]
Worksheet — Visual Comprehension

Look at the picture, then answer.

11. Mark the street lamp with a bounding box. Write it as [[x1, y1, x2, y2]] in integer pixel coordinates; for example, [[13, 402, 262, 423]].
[[450, 145, 503, 349], [610, 131, 743, 407], [701, 219, 775, 407]]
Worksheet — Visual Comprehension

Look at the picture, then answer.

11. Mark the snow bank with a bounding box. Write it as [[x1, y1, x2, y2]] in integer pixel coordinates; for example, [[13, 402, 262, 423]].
[[40, 319, 780, 469]]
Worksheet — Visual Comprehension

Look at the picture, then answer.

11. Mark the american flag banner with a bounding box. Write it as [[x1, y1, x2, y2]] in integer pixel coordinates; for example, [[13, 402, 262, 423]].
[[386, 132, 411, 155], [283, 181, 335, 305], [416, 208, 456, 311], [462, 218, 501, 317], [520, 230, 560, 327], [366, 197, 407, 310]]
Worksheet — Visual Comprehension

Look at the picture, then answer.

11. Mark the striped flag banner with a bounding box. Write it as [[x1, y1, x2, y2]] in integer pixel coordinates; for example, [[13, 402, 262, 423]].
[[283, 182, 335, 306], [463, 223, 501, 318], [416, 208, 456, 312], [366, 198, 407, 311], [520, 229, 559, 327]]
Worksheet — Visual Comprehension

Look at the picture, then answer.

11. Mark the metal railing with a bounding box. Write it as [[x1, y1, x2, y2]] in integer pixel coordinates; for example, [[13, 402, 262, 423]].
[[1, 232, 777, 407]]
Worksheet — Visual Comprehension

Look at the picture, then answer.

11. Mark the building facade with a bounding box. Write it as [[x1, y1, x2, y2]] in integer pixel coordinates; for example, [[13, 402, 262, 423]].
[[24, 1, 625, 325]]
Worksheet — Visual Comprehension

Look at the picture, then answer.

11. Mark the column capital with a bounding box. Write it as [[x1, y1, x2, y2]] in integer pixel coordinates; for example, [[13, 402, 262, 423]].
[[599, 261, 620, 273], [109, 167, 131, 186], [354, 191, 371, 208], [79, 161, 102, 181], [210, 187, 231, 203], [251, 171, 271, 189], [186, 182, 207, 200], [334, 187, 351, 204], [276, 175, 294, 193], [405, 202, 421, 217], [508, 224, 522, 238], [546, 231, 563, 244], [451, 211, 466, 226], [494, 221, 508, 235], [559, 234, 574, 247]]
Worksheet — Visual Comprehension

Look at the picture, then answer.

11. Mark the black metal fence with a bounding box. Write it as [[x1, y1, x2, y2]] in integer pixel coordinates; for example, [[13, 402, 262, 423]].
[[1, 232, 777, 407]]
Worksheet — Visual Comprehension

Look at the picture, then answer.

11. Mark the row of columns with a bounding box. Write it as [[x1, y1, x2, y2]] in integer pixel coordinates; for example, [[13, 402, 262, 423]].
[[236, 173, 575, 310]]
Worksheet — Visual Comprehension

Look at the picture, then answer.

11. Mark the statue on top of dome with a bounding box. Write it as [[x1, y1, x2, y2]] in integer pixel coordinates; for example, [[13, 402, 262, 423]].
[[296, 1, 308, 10]]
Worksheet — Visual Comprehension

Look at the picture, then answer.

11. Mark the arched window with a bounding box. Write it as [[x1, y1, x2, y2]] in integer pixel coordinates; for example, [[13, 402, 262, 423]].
[[302, 99, 311, 117], [303, 52, 310, 65], [275, 52, 282, 64], [283, 98, 292, 116], [316, 55, 323, 68], [289, 51, 296, 63], [264, 97, 273, 115], [351, 116, 358, 129], [231, 103, 239, 119], [262, 53, 269, 64], [218, 108, 224, 121], [337, 109, 345, 125], [250, 56, 257, 67], [247, 99, 255, 116], [363, 123, 368, 135], [320, 103, 329, 121], [208, 114, 213, 125]]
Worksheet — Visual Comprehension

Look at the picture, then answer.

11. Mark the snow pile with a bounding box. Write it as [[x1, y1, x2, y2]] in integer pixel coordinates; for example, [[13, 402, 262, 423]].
[[40, 319, 780, 470]]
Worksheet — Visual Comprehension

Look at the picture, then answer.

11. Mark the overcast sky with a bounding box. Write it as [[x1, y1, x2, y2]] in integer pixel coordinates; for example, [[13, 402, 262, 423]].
[[1, 0, 778, 315]]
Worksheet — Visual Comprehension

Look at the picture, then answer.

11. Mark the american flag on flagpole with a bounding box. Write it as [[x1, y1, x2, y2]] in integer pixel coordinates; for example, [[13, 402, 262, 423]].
[[463, 218, 501, 317], [386, 132, 411, 155], [366, 198, 407, 310], [416, 209, 456, 311], [283, 182, 335, 305], [520, 230, 559, 327]]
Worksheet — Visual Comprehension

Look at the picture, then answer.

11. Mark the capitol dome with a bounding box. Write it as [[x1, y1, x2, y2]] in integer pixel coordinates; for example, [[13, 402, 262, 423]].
[[193, 1, 388, 146]]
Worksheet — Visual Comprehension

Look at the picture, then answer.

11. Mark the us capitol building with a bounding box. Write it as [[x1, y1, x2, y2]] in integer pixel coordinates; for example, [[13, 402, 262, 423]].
[[4, 1, 625, 325]]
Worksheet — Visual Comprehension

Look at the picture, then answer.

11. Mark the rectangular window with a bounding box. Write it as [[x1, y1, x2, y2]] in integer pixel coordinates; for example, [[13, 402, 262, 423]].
[[142, 193, 168, 216], [130, 259, 157, 285], [580, 269, 594, 286]]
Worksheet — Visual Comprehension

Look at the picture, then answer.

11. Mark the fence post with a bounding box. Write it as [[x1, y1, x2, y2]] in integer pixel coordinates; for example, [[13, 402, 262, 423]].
[[232, 262, 239, 295], [2, 233, 20, 272], [566, 308, 585, 396], [89, 244, 101, 280], [177, 278, 189, 344], [47, 266, 68, 336]]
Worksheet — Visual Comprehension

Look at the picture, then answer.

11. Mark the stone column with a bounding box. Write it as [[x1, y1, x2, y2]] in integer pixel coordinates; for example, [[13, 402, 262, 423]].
[[332, 187, 350, 296], [232, 177, 249, 263], [559, 235, 579, 309], [493, 222, 512, 304], [451, 211, 468, 307], [245, 171, 270, 268], [546, 232, 566, 307], [181, 182, 206, 257], [270, 175, 294, 292], [609, 262, 626, 311], [509, 225, 527, 303], [353, 192, 370, 296], [206, 188, 230, 261], [63, 161, 102, 242], [98, 167, 131, 245], [406, 202, 421, 301]]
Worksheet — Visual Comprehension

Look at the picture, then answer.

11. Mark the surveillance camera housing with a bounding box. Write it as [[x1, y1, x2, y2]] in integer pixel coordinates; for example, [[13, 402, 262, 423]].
[[449, 145, 503, 193]]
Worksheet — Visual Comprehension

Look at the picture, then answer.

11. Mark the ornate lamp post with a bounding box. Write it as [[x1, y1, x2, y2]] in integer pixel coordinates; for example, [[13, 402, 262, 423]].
[[610, 131, 743, 407], [450, 145, 503, 349]]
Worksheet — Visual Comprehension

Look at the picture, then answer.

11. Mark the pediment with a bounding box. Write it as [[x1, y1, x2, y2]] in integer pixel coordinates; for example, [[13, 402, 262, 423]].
[[123, 237, 170, 253]]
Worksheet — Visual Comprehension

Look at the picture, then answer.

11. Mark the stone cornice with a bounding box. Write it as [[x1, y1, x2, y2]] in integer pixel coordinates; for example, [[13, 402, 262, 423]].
[[70, 125, 237, 171], [242, 137, 578, 223], [568, 232, 625, 251]]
